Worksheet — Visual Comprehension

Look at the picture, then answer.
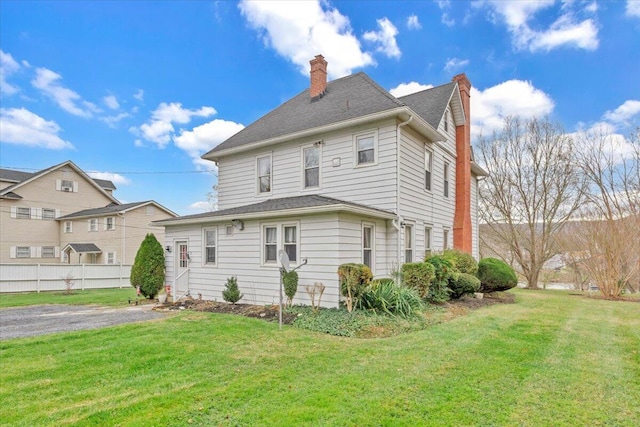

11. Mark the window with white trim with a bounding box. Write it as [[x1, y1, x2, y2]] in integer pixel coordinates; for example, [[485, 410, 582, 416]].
[[61, 180, 74, 192], [204, 227, 217, 265], [105, 217, 115, 231], [444, 161, 450, 198], [444, 110, 449, 132], [43, 208, 56, 220], [16, 207, 31, 219], [88, 218, 98, 232], [64, 221, 73, 233], [443, 228, 450, 250], [107, 252, 116, 265], [405, 224, 413, 263], [425, 226, 433, 258], [16, 246, 31, 258], [42, 246, 56, 258], [263, 226, 277, 263], [425, 149, 433, 191], [354, 132, 376, 166], [283, 225, 297, 263], [363, 224, 374, 269], [257, 155, 272, 194], [303, 146, 320, 188]]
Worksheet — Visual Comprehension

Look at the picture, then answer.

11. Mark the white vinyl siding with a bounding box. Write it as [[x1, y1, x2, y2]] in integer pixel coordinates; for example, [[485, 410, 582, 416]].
[[203, 227, 217, 266], [257, 154, 272, 194]]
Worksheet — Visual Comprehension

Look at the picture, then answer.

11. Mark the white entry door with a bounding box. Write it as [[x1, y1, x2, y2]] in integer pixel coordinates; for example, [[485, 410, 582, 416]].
[[174, 241, 189, 296]]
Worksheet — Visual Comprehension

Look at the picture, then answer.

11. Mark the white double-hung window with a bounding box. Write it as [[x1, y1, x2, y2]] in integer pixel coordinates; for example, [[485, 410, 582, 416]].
[[444, 161, 450, 198], [404, 224, 413, 263], [257, 155, 272, 194], [354, 131, 377, 166], [425, 149, 433, 191], [283, 225, 297, 263], [88, 218, 98, 232], [204, 227, 217, 265], [363, 224, 374, 270], [303, 146, 320, 188], [264, 226, 277, 263]]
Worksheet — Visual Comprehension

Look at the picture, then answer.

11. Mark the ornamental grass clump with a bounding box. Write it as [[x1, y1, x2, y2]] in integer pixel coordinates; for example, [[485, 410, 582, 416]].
[[358, 279, 423, 318]]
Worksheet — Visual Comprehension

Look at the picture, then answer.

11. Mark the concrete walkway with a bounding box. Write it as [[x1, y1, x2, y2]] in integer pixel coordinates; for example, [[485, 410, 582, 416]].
[[0, 304, 165, 340]]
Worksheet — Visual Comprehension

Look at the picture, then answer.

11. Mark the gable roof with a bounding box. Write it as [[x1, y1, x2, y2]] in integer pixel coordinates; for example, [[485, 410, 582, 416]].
[[203, 72, 460, 161], [57, 200, 178, 220], [0, 161, 119, 202], [154, 194, 396, 226], [62, 243, 102, 254]]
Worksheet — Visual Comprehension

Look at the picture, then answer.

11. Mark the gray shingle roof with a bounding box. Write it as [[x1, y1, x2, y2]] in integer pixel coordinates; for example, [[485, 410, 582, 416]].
[[155, 194, 394, 224], [63, 243, 102, 253], [204, 72, 457, 158], [58, 201, 152, 219], [397, 82, 456, 129]]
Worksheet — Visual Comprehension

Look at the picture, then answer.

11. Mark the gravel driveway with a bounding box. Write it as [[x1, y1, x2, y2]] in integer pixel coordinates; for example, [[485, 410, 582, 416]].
[[0, 304, 166, 340]]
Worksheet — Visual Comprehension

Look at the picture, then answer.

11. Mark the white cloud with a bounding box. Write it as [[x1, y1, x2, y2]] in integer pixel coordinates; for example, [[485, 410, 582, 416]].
[[188, 200, 215, 213], [603, 100, 640, 125], [133, 89, 144, 101], [471, 80, 555, 138], [406, 14, 421, 30], [103, 95, 119, 109], [152, 102, 216, 124], [444, 57, 470, 72], [627, 0, 640, 17], [174, 119, 245, 166], [100, 112, 131, 127], [87, 171, 131, 186], [31, 67, 92, 117], [571, 123, 637, 164], [482, 0, 599, 52], [238, 0, 374, 78], [0, 107, 74, 149], [389, 81, 434, 98], [363, 17, 401, 59], [437, 0, 455, 26], [0, 50, 21, 96], [132, 102, 217, 148]]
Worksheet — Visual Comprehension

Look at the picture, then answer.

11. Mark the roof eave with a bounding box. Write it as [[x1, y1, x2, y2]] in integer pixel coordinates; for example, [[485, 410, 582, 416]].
[[471, 161, 490, 177], [154, 203, 396, 227]]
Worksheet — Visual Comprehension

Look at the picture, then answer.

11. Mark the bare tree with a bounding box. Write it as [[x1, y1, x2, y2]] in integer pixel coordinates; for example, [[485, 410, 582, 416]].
[[477, 117, 585, 289], [571, 126, 640, 297]]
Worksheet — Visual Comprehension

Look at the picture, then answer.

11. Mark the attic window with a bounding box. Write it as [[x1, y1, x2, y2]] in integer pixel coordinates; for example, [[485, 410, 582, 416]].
[[444, 110, 449, 132], [61, 180, 74, 192]]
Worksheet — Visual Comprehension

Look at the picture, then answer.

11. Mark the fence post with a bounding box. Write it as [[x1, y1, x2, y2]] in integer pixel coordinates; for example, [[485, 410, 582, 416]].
[[37, 264, 41, 293], [81, 264, 85, 290]]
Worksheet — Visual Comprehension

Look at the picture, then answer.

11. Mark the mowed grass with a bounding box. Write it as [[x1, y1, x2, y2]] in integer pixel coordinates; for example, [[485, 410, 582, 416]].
[[0, 288, 139, 308], [1, 289, 638, 426]]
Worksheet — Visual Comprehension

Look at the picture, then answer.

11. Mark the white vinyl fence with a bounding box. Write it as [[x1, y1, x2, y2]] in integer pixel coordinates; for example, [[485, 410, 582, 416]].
[[0, 263, 132, 293]]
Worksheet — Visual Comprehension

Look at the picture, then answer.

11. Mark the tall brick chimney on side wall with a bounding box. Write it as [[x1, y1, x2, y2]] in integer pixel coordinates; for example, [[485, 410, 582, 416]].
[[310, 55, 327, 99], [452, 73, 473, 254]]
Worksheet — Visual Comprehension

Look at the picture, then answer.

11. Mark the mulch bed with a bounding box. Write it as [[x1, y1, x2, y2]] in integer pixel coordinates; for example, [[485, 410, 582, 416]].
[[159, 291, 515, 325]]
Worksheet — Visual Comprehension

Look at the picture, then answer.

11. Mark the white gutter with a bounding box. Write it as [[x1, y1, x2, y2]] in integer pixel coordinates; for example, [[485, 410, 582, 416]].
[[205, 106, 444, 161], [396, 115, 412, 285], [153, 203, 397, 227]]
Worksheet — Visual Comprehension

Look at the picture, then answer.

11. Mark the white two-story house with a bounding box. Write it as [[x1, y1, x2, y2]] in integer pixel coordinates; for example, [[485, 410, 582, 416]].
[[156, 55, 487, 307]]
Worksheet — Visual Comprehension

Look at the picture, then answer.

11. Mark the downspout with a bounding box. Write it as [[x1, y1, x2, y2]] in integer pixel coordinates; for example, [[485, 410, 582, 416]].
[[395, 114, 413, 284]]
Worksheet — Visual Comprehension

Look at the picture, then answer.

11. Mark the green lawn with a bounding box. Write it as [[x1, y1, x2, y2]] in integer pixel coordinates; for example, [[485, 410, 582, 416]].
[[0, 287, 139, 308], [1, 289, 638, 426]]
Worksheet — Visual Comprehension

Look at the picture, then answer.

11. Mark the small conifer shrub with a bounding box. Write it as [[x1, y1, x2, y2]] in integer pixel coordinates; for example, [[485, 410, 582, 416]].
[[222, 276, 243, 304]]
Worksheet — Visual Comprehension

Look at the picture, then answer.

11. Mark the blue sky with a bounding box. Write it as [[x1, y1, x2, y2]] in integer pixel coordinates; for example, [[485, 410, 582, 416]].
[[1, 0, 639, 215]]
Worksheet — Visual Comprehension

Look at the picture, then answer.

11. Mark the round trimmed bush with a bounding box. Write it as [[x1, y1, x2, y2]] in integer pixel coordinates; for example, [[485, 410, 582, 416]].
[[477, 258, 518, 292], [442, 249, 478, 275], [401, 262, 435, 298], [448, 273, 481, 299]]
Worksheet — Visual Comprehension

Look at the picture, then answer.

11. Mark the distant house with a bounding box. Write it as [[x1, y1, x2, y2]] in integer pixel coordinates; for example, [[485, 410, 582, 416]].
[[0, 160, 177, 265], [155, 55, 487, 307]]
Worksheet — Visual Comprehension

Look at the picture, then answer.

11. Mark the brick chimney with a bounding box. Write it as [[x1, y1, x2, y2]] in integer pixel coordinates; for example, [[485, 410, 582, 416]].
[[452, 73, 473, 254], [310, 55, 327, 99]]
